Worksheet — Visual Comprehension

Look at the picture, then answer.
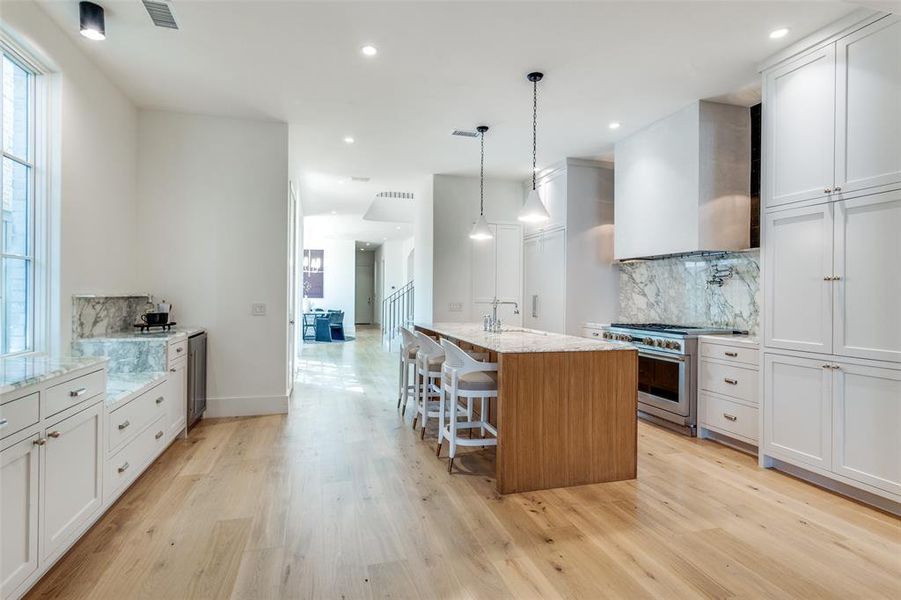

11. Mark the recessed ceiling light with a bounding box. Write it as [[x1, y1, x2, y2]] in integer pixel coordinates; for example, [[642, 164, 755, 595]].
[[343, 136, 355, 144], [79, 1, 106, 40], [361, 45, 378, 57], [769, 28, 789, 39], [609, 121, 621, 130]]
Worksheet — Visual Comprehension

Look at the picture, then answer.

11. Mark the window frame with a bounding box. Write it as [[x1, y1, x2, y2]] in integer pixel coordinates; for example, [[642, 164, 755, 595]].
[[2, 36, 51, 358]]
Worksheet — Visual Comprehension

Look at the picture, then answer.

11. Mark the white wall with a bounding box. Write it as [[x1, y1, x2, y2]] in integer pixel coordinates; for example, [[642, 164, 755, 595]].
[[136, 111, 289, 417], [302, 229, 356, 336], [413, 176, 434, 323], [373, 236, 414, 326], [432, 174, 523, 322], [2, 2, 141, 353]]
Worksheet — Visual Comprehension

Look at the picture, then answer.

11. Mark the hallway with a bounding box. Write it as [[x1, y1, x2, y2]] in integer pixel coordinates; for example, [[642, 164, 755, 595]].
[[25, 328, 901, 599]]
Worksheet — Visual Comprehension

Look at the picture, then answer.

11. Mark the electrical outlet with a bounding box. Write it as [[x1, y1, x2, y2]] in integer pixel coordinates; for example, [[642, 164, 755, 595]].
[[448, 302, 463, 312], [251, 302, 267, 316]]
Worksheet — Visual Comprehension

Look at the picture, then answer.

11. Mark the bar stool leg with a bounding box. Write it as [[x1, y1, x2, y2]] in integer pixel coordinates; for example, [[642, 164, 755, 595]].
[[447, 384, 458, 473], [397, 353, 405, 410]]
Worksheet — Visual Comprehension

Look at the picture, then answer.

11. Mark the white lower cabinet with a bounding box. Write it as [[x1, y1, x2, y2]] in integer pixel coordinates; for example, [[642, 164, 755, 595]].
[[832, 362, 901, 496], [167, 357, 188, 441], [764, 352, 901, 500], [40, 402, 103, 561], [763, 353, 832, 470], [105, 415, 167, 501], [1, 434, 40, 598]]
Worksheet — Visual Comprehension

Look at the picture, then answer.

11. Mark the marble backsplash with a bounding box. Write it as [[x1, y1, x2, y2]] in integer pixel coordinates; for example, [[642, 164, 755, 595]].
[[617, 250, 760, 335], [72, 338, 166, 374], [72, 294, 155, 340]]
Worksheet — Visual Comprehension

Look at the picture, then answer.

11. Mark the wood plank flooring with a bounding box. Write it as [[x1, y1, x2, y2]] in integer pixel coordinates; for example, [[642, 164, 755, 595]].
[[25, 326, 901, 599]]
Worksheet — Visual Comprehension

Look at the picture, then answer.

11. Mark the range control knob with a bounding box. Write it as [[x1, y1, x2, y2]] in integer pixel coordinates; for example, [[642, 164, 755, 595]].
[[671, 341, 681, 351], [642, 337, 653, 345], [655, 339, 664, 347]]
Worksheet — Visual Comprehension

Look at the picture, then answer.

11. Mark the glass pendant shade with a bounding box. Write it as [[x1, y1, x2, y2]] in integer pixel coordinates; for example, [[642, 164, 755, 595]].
[[518, 188, 551, 223], [469, 214, 493, 240]]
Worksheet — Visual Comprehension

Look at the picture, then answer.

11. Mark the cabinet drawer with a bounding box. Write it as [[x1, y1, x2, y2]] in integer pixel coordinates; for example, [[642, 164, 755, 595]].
[[168, 339, 187, 367], [700, 342, 759, 366], [107, 383, 167, 454], [43, 370, 106, 418], [702, 393, 758, 442], [104, 415, 167, 501], [0, 392, 39, 440], [700, 360, 759, 404]]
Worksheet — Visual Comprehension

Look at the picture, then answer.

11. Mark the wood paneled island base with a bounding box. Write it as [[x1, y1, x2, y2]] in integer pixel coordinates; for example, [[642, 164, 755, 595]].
[[415, 323, 638, 494]]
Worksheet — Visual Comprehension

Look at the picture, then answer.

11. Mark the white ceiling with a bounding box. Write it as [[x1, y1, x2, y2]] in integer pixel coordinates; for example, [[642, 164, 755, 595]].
[[37, 0, 861, 241]]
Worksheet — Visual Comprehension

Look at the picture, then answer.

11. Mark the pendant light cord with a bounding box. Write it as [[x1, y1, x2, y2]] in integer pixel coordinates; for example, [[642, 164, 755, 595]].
[[480, 128, 485, 216], [532, 77, 538, 191]]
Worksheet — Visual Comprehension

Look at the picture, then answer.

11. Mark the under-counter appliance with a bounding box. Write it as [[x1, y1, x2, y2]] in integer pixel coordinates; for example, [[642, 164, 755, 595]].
[[601, 323, 737, 435], [187, 331, 207, 428]]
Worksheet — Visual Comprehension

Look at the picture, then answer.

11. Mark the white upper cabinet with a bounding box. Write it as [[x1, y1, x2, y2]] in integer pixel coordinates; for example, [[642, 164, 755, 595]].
[[471, 223, 522, 325], [764, 203, 834, 353], [764, 353, 832, 470], [833, 191, 901, 363], [835, 17, 901, 195], [614, 101, 750, 259], [765, 46, 836, 207], [832, 361, 901, 495]]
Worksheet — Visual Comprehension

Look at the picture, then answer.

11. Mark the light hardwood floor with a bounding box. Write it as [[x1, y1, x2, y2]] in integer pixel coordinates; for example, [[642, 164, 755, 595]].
[[25, 326, 901, 599]]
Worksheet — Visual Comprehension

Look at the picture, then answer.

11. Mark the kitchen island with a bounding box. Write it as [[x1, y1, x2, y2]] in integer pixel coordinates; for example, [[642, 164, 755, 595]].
[[415, 323, 638, 494]]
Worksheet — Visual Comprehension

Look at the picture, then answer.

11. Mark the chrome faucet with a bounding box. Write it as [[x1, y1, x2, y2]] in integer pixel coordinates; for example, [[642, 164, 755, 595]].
[[482, 297, 520, 332]]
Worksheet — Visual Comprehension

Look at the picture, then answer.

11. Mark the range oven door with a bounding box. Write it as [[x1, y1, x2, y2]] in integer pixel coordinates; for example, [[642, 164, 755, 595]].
[[636, 349, 691, 418]]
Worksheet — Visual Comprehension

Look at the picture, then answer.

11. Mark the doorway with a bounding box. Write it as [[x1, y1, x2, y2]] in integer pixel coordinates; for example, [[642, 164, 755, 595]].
[[355, 246, 375, 325]]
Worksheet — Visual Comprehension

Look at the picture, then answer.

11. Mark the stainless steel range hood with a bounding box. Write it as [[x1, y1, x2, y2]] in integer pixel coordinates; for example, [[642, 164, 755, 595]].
[[614, 100, 751, 261]]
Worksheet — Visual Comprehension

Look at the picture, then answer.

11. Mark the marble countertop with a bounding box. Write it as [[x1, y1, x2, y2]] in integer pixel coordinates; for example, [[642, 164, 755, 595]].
[[78, 326, 205, 343], [106, 371, 167, 409], [698, 333, 759, 347], [1, 355, 107, 396], [416, 323, 634, 354]]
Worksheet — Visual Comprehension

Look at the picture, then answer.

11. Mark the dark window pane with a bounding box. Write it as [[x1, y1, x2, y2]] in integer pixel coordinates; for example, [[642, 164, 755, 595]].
[[2, 257, 31, 354], [2, 157, 30, 255], [2, 56, 30, 159]]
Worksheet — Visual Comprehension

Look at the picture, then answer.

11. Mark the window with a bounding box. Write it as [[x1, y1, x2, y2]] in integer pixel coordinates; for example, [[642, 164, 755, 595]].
[[303, 249, 324, 299], [2, 46, 41, 355]]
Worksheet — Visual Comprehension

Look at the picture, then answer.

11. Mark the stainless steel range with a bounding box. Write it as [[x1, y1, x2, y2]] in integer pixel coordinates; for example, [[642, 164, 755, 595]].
[[601, 323, 738, 435]]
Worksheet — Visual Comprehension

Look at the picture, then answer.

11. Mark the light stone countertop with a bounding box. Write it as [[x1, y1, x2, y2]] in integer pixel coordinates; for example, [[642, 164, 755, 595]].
[[106, 371, 168, 410], [416, 322, 635, 354], [1, 355, 107, 396]]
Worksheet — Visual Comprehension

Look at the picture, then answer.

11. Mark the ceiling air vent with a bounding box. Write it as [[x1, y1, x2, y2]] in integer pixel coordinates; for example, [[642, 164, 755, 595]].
[[143, 0, 179, 30], [451, 129, 478, 138]]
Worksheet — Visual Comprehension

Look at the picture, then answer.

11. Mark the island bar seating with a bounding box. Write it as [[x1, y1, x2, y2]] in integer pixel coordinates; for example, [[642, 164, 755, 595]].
[[415, 323, 638, 494], [413, 332, 445, 437], [396, 326, 419, 415], [437, 339, 499, 473]]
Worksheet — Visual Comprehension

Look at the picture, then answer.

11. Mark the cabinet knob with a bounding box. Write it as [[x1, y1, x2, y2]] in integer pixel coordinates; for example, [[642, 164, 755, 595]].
[[155, 430, 164, 440], [33, 438, 47, 446], [48, 430, 61, 438], [723, 413, 738, 422], [0, 418, 8, 429], [156, 396, 164, 404], [830, 364, 841, 370], [824, 187, 832, 193], [170, 368, 176, 373], [118, 420, 130, 430], [834, 186, 842, 192]]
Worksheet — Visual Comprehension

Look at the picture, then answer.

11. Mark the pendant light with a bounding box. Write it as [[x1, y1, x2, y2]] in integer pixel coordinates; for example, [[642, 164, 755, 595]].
[[79, 2, 106, 40], [469, 125, 494, 240], [518, 72, 551, 223]]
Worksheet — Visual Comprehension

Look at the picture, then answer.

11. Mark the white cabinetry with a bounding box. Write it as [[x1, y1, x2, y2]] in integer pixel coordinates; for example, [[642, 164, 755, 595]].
[[40, 402, 103, 560], [763, 353, 832, 470], [1, 435, 40, 598], [698, 336, 760, 447], [764, 14, 901, 209], [167, 357, 188, 440], [523, 228, 566, 334], [472, 223, 523, 326]]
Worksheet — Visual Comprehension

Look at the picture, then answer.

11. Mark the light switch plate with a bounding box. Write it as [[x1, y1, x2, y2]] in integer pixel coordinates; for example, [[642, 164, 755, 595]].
[[251, 302, 267, 316], [448, 302, 463, 312]]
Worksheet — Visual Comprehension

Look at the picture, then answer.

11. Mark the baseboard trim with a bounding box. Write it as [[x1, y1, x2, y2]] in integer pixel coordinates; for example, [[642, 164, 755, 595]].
[[205, 394, 289, 418]]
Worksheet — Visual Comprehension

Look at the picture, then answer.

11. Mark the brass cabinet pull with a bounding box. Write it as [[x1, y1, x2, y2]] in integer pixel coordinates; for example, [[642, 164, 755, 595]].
[[48, 431, 61, 438], [723, 413, 738, 422], [156, 396, 164, 404], [834, 186, 842, 192], [724, 351, 738, 357], [155, 430, 164, 440], [33, 438, 47, 446], [118, 462, 130, 473], [724, 378, 738, 385], [824, 187, 832, 193], [830, 364, 841, 370], [170, 368, 176, 373], [69, 387, 87, 398], [118, 420, 130, 430]]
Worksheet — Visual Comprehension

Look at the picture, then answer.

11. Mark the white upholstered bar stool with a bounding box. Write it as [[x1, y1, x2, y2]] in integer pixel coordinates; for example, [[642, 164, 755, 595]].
[[397, 327, 419, 416], [413, 332, 446, 439], [437, 339, 498, 473]]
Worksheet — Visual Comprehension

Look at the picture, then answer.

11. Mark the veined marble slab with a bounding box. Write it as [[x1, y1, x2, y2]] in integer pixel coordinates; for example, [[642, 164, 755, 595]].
[[72, 294, 156, 340], [72, 338, 167, 374], [415, 323, 634, 354], [1, 355, 107, 396], [618, 250, 760, 335]]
